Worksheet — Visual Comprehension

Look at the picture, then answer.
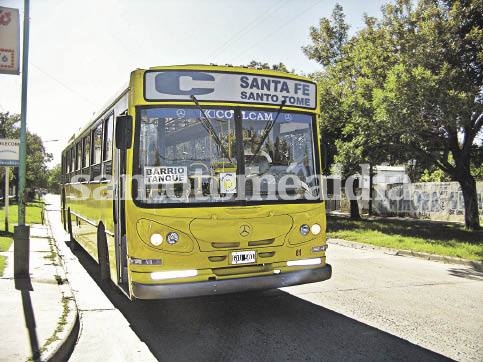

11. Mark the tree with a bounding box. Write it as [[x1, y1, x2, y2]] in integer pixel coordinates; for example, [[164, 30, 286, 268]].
[[0, 112, 52, 198], [304, 5, 404, 219], [25, 132, 52, 191], [244, 61, 292, 73], [371, 0, 482, 230], [46, 164, 61, 193], [303, 1, 482, 229]]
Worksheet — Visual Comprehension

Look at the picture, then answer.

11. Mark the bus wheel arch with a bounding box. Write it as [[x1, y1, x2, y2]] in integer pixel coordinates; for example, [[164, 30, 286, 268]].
[[67, 207, 78, 251]]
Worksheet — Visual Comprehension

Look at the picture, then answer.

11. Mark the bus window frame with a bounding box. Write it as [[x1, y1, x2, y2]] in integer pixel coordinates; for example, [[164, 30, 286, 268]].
[[75, 141, 82, 172], [91, 121, 104, 181], [81, 134, 91, 181], [70, 147, 75, 177], [102, 112, 114, 181], [131, 105, 322, 208]]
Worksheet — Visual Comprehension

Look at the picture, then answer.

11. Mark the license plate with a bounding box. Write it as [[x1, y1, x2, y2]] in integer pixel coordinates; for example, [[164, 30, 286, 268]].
[[231, 251, 256, 265]]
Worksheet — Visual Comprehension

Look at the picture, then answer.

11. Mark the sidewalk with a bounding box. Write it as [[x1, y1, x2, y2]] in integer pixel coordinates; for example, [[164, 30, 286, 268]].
[[0, 224, 78, 361]]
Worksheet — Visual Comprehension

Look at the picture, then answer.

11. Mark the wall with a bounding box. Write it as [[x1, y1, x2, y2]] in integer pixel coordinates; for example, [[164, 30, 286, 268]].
[[372, 181, 483, 222]]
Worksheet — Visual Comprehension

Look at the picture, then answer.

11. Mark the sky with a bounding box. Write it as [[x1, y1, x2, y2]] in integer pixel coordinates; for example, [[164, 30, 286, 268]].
[[0, 0, 387, 166]]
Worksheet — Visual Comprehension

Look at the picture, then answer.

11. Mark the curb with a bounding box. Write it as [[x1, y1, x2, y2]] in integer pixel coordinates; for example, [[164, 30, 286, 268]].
[[328, 238, 483, 272], [40, 214, 80, 361]]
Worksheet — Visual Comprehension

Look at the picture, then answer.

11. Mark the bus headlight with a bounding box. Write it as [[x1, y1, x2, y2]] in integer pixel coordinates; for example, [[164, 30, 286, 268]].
[[150, 233, 163, 246], [300, 224, 310, 236], [311, 223, 321, 235], [166, 232, 179, 245]]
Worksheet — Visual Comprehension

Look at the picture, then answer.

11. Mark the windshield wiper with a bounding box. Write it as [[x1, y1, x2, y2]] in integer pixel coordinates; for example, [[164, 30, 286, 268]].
[[191, 95, 233, 163], [247, 100, 286, 167]]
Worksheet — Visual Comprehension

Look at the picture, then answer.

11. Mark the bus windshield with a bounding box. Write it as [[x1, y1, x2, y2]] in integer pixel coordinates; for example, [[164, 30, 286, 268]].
[[135, 107, 319, 205]]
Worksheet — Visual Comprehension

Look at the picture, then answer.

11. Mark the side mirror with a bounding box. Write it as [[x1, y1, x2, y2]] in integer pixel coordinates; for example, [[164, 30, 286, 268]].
[[115, 115, 133, 150]]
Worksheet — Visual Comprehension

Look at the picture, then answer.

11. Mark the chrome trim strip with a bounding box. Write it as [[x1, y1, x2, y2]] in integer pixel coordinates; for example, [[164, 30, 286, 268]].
[[131, 264, 331, 299]]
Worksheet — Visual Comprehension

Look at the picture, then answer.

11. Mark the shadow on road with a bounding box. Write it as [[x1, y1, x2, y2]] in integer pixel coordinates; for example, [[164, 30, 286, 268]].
[[448, 267, 483, 281], [72, 244, 450, 361]]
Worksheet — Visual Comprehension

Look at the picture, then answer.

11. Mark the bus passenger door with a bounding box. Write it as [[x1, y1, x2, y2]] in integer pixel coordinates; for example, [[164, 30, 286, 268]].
[[114, 114, 132, 293]]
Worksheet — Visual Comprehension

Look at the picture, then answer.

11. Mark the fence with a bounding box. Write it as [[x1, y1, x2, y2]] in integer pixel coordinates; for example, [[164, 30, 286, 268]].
[[326, 181, 483, 222]]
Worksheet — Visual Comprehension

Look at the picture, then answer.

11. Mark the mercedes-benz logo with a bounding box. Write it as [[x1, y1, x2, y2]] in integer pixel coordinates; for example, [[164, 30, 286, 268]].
[[284, 113, 293, 121], [239, 224, 251, 237], [176, 109, 186, 118]]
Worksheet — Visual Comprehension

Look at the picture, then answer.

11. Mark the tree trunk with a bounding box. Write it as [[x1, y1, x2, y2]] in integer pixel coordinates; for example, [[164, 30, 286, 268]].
[[350, 199, 361, 219], [349, 181, 361, 220], [368, 163, 373, 216], [456, 171, 480, 231]]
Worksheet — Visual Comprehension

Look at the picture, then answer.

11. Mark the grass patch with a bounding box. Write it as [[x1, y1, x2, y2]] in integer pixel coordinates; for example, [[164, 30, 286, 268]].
[[327, 215, 483, 261], [0, 201, 45, 277], [0, 200, 44, 226], [0, 233, 13, 252]]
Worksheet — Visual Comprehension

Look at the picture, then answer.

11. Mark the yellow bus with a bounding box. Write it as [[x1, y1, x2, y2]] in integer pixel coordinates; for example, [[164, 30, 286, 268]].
[[61, 64, 331, 299]]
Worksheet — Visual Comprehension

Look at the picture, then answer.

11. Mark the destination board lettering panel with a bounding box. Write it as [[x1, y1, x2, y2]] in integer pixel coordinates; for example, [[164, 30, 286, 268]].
[[144, 70, 317, 109]]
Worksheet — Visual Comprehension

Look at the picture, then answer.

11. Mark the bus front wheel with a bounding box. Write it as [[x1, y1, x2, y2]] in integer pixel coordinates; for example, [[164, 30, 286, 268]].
[[97, 222, 110, 282], [67, 208, 78, 251]]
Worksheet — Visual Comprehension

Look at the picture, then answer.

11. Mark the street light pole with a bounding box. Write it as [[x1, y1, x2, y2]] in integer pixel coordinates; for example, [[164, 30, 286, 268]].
[[14, 0, 30, 278]]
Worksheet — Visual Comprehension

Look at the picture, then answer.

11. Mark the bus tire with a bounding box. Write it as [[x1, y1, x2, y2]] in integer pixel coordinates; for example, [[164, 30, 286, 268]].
[[97, 222, 110, 281], [67, 208, 78, 251]]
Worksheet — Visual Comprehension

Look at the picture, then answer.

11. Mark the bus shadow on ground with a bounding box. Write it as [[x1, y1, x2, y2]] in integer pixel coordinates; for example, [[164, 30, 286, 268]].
[[74, 246, 450, 362]]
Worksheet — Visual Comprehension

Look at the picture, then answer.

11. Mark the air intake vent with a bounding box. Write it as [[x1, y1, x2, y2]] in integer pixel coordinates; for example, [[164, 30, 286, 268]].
[[211, 242, 240, 249], [248, 239, 275, 247], [258, 251, 275, 258], [208, 256, 227, 262]]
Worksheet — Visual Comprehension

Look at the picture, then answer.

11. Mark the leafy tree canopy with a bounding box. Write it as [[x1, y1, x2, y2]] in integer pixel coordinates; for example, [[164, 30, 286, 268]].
[[0, 112, 52, 193], [304, 0, 482, 229]]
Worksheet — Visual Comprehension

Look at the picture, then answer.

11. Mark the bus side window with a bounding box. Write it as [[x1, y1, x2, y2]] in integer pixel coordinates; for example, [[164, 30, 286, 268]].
[[102, 114, 113, 180], [76, 141, 82, 172], [82, 135, 91, 181], [91, 123, 103, 180], [70, 148, 75, 178], [65, 151, 71, 183]]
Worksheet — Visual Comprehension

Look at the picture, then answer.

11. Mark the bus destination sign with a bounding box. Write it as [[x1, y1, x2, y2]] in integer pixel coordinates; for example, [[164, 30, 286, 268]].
[[144, 70, 317, 109]]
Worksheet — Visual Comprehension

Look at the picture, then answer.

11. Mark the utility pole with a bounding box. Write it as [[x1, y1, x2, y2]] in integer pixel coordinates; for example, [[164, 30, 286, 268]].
[[368, 163, 373, 216], [14, 0, 30, 278], [5, 167, 9, 232]]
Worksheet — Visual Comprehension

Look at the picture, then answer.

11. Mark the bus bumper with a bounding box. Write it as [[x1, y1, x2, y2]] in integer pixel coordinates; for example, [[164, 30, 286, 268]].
[[131, 264, 332, 299]]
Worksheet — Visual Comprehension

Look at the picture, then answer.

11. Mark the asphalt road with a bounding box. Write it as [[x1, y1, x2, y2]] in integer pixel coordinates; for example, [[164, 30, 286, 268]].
[[44, 195, 482, 361]]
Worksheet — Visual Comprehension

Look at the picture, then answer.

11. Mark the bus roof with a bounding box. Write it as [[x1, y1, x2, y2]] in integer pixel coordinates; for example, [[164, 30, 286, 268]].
[[64, 64, 319, 151]]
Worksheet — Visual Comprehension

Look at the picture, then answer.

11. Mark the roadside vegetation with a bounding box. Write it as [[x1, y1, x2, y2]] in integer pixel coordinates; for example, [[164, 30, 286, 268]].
[[304, 1, 482, 229], [0, 201, 44, 276], [327, 215, 483, 261]]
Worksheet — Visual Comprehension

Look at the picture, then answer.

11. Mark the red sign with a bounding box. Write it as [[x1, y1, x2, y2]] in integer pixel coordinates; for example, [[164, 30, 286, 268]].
[[0, 7, 20, 75]]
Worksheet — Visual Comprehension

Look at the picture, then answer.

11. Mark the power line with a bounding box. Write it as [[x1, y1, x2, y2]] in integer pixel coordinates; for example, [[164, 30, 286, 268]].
[[227, 0, 324, 64], [30, 63, 97, 106], [209, 0, 291, 60]]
